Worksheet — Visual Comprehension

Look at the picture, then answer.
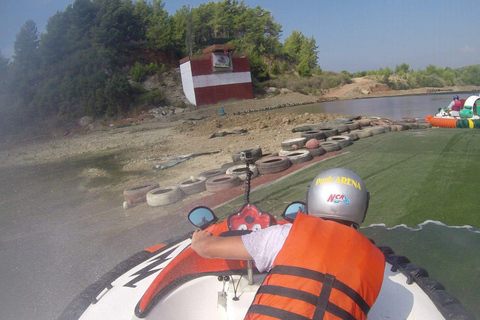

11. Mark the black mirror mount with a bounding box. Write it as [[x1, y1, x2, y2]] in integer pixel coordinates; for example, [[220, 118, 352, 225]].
[[188, 206, 218, 229], [281, 201, 307, 223]]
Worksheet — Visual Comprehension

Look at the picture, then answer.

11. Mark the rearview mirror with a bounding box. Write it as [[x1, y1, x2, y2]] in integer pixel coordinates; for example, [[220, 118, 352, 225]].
[[282, 201, 307, 222], [188, 206, 218, 229]]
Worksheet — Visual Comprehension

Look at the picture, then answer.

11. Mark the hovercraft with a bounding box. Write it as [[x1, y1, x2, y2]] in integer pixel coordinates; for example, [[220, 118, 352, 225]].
[[59, 158, 475, 320], [427, 95, 480, 129]]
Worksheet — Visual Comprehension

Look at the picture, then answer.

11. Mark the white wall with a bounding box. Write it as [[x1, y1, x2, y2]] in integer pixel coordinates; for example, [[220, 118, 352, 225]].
[[180, 61, 196, 105]]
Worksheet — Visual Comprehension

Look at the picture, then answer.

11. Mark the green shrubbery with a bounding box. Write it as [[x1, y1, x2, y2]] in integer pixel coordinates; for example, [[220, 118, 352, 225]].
[[130, 62, 166, 83], [353, 63, 480, 89], [265, 71, 352, 95], [141, 88, 167, 107]]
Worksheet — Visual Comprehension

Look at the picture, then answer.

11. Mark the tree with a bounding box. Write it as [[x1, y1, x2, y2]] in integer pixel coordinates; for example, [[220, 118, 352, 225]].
[[145, 0, 174, 53], [283, 31, 303, 61], [40, 12, 73, 64], [297, 36, 318, 76], [0, 50, 10, 106], [67, 0, 97, 48], [103, 73, 135, 116], [13, 20, 39, 69], [460, 65, 480, 86], [9, 20, 42, 120], [0, 50, 9, 85], [395, 63, 410, 75], [297, 58, 311, 77], [91, 0, 139, 57]]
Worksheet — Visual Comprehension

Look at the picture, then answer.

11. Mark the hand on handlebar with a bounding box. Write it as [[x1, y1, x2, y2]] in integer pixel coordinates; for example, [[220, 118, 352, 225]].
[[192, 228, 212, 242]]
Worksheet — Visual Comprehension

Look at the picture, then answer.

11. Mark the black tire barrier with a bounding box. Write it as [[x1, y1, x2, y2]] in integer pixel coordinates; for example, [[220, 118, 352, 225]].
[[205, 174, 240, 192], [292, 125, 313, 133], [281, 137, 308, 151], [392, 123, 408, 131], [308, 147, 327, 157], [282, 150, 313, 164], [334, 123, 349, 133], [123, 182, 160, 203], [220, 162, 236, 171], [345, 120, 360, 131], [146, 186, 183, 206], [197, 168, 225, 180], [357, 118, 372, 127], [318, 128, 339, 137], [301, 130, 327, 141], [319, 141, 342, 152], [178, 177, 206, 195], [402, 117, 417, 123], [350, 129, 373, 139], [255, 156, 292, 174], [404, 123, 419, 129], [226, 164, 259, 181], [326, 135, 353, 148], [231, 147, 263, 163], [366, 126, 386, 135], [260, 152, 279, 158], [343, 132, 359, 141]]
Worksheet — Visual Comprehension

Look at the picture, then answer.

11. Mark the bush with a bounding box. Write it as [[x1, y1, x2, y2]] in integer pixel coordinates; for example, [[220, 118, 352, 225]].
[[141, 89, 166, 106], [297, 58, 312, 77], [270, 61, 280, 75], [249, 52, 270, 82], [130, 62, 161, 82]]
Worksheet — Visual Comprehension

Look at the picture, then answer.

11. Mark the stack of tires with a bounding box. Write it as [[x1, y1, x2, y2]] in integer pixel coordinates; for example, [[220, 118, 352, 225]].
[[122, 182, 159, 209], [123, 117, 433, 209]]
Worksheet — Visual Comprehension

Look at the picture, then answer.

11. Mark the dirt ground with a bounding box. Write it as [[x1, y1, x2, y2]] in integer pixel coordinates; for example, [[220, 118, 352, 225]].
[[0, 78, 475, 195]]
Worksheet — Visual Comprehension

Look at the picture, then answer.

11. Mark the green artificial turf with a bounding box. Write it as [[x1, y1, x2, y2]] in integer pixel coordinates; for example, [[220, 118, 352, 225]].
[[216, 128, 480, 228], [212, 127, 480, 317]]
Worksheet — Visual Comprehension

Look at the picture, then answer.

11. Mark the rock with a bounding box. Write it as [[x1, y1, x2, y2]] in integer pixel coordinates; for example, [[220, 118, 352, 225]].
[[266, 87, 279, 96], [79, 116, 93, 127], [360, 88, 370, 95]]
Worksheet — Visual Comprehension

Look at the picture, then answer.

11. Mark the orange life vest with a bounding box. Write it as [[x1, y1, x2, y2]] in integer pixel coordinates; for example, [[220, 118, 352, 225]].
[[245, 214, 385, 320]]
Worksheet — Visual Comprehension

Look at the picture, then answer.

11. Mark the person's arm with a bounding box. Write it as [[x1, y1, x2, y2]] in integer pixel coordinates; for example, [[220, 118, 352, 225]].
[[191, 229, 253, 260]]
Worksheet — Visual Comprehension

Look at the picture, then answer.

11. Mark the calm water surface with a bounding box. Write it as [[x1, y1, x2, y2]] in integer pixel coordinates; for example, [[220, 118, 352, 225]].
[[280, 92, 474, 120]]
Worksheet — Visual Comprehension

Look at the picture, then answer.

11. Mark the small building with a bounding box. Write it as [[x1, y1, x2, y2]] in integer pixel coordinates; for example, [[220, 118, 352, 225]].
[[179, 44, 254, 106]]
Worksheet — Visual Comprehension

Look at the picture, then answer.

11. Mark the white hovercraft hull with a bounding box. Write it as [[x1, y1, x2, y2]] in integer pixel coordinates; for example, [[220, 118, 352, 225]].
[[60, 236, 473, 320]]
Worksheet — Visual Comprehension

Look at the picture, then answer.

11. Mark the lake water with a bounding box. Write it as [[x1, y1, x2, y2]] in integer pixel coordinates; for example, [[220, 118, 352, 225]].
[[280, 92, 480, 317], [279, 92, 476, 120]]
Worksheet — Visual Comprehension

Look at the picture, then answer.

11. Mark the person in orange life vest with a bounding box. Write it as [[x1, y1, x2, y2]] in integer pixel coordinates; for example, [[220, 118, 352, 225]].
[[191, 168, 385, 320]]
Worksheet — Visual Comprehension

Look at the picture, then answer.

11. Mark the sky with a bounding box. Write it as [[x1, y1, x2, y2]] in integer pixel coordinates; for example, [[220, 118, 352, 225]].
[[1, 0, 478, 72]]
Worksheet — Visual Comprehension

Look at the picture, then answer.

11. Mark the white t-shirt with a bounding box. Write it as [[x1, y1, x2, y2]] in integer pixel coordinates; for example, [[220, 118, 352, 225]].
[[241, 224, 292, 272]]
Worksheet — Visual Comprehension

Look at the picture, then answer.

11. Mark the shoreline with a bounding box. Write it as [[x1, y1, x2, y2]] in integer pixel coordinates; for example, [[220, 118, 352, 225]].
[[1, 82, 478, 184]]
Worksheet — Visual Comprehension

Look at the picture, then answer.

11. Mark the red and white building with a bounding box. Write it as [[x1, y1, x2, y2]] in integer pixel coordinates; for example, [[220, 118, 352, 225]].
[[180, 44, 254, 106]]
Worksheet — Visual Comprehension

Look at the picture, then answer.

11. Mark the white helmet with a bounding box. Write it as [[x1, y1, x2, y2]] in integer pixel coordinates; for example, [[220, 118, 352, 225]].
[[306, 168, 369, 228]]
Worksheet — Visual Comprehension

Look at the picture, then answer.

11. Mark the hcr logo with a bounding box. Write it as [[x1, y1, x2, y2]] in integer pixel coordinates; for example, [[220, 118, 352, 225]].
[[327, 194, 350, 205]]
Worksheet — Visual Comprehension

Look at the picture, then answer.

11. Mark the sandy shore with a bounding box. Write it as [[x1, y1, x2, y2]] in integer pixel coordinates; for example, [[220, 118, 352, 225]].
[[0, 79, 476, 196]]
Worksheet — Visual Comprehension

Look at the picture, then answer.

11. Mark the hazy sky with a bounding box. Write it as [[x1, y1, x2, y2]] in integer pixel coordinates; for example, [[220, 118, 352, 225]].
[[1, 0, 478, 72]]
